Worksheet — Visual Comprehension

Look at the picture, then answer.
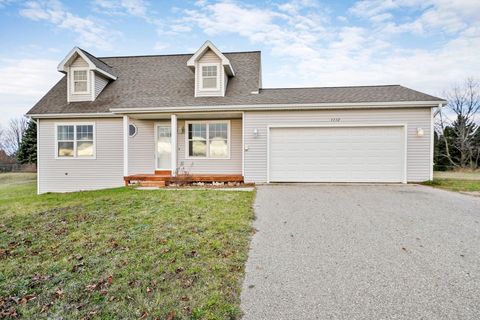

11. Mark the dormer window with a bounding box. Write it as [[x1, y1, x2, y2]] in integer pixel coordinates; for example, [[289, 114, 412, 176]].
[[201, 64, 219, 90], [58, 47, 116, 102], [187, 41, 235, 97], [72, 69, 89, 94]]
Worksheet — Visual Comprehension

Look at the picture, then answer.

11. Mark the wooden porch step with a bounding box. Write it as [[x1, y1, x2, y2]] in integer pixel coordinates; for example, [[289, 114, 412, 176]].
[[138, 180, 166, 187], [154, 170, 172, 175]]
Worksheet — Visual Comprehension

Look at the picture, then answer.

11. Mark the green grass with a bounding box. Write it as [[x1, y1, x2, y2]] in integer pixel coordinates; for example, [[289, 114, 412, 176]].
[[422, 179, 480, 192], [422, 171, 480, 192], [0, 173, 255, 319], [433, 170, 480, 181]]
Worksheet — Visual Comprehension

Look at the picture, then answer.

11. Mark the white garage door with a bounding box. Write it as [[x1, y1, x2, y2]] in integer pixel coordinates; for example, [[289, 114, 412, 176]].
[[269, 126, 405, 183]]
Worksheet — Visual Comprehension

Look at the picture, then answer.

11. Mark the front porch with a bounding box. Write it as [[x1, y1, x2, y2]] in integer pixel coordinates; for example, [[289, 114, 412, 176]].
[[121, 112, 244, 187], [124, 172, 244, 187]]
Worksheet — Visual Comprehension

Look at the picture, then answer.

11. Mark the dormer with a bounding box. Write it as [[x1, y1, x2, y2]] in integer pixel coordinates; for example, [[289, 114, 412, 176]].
[[187, 41, 235, 97], [58, 47, 117, 103]]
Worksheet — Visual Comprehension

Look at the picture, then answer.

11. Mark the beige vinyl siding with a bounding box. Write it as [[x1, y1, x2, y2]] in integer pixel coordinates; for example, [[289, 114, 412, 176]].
[[128, 119, 155, 174], [243, 108, 432, 183], [68, 56, 92, 102], [71, 56, 88, 67], [94, 74, 109, 98], [195, 49, 225, 97], [177, 119, 242, 174], [38, 118, 124, 193]]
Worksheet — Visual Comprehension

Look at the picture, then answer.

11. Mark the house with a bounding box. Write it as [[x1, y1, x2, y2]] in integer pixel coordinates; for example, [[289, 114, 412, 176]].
[[27, 41, 446, 194]]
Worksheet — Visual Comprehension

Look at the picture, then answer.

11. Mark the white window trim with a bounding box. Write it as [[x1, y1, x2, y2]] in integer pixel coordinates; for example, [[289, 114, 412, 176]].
[[185, 120, 231, 159], [71, 67, 90, 94], [55, 122, 96, 159], [199, 63, 220, 91]]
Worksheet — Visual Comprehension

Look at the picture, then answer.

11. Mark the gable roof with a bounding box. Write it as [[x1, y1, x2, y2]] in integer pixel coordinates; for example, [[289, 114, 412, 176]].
[[57, 47, 117, 80], [187, 40, 235, 76], [27, 50, 444, 116], [78, 48, 115, 77]]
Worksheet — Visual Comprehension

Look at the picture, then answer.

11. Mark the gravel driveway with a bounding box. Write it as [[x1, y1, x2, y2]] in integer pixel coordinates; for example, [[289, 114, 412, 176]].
[[241, 184, 480, 320]]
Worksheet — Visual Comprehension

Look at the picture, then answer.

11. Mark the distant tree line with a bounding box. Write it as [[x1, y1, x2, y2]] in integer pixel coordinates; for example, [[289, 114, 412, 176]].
[[435, 78, 480, 170], [0, 118, 36, 170]]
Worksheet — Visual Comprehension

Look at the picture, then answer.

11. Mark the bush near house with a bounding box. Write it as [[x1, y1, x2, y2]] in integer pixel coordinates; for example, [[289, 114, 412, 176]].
[[0, 173, 255, 319]]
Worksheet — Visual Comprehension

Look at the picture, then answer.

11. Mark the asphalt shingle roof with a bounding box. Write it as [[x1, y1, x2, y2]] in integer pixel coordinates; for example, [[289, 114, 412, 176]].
[[79, 48, 115, 77], [27, 51, 443, 115]]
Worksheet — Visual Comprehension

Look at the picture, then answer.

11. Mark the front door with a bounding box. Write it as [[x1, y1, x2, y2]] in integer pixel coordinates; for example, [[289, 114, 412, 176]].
[[156, 124, 171, 170]]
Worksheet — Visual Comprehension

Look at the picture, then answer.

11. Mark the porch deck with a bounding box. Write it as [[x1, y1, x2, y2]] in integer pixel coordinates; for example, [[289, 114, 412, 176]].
[[124, 173, 244, 187]]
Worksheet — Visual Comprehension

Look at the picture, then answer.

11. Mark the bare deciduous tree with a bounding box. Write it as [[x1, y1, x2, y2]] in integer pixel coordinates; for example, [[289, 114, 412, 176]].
[[436, 78, 480, 169], [0, 124, 4, 151], [2, 117, 29, 156]]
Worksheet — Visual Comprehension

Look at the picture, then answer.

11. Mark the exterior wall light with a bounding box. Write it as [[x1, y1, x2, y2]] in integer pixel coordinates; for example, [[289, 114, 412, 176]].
[[417, 128, 424, 137], [253, 128, 259, 137]]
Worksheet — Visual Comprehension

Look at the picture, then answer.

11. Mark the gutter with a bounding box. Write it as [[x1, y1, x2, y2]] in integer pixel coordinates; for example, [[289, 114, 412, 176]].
[[27, 112, 120, 119], [26, 100, 448, 119], [110, 100, 447, 114]]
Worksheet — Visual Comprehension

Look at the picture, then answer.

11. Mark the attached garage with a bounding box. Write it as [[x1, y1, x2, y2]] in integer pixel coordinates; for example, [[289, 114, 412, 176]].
[[268, 125, 406, 183]]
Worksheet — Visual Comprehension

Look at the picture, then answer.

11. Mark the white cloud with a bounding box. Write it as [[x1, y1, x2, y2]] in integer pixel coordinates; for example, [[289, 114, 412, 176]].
[[20, 0, 118, 50], [0, 57, 61, 125], [171, 0, 479, 95], [93, 0, 150, 19], [153, 42, 169, 52], [180, 1, 328, 59], [350, 0, 480, 35]]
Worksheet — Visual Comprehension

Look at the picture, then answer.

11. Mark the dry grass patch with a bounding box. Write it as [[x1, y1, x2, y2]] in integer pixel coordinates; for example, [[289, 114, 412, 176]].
[[0, 173, 255, 319]]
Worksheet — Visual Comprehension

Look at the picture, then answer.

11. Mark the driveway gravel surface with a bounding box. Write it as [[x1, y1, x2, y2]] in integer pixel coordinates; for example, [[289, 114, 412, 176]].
[[241, 184, 480, 320]]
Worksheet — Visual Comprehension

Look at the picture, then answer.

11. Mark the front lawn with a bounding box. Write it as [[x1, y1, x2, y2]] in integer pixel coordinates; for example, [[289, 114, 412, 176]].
[[0, 173, 254, 319], [422, 171, 480, 192]]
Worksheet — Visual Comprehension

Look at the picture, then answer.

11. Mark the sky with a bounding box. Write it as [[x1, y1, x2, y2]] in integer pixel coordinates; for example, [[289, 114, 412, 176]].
[[0, 0, 479, 126]]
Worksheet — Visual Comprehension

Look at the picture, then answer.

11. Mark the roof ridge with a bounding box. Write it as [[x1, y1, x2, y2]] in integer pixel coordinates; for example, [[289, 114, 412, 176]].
[[98, 50, 261, 59], [261, 84, 402, 90]]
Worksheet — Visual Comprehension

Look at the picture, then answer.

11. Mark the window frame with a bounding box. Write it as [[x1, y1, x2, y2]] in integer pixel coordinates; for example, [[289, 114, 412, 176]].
[[55, 122, 96, 159], [71, 67, 90, 94], [199, 63, 220, 91], [185, 120, 231, 159], [129, 123, 138, 137]]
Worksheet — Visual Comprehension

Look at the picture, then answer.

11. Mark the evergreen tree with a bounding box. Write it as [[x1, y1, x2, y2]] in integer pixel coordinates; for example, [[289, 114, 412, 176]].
[[17, 120, 37, 164]]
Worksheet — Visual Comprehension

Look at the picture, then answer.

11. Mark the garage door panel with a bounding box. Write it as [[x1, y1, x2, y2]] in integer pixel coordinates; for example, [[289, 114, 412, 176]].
[[269, 126, 404, 182]]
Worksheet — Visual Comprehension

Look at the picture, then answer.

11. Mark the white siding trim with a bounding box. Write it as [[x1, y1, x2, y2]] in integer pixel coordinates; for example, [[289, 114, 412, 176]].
[[241, 112, 245, 176], [184, 120, 231, 160], [171, 115, 178, 176], [29, 113, 119, 119], [123, 115, 129, 176], [266, 123, 408, 184], [37, 118, 41, 195], [430, 107, 435, 180]]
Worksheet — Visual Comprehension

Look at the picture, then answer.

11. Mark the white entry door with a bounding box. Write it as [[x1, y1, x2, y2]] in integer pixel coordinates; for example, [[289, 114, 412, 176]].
[[156, 124, 171, 170], [269, 126, 405, 183]]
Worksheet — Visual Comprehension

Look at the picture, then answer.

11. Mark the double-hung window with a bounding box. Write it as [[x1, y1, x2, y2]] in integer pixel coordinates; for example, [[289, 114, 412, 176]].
[[200, 64, 219, 90], [72, 69, 89, 94], [56, 123, 95, 158], [187, 121, 229, 158]]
